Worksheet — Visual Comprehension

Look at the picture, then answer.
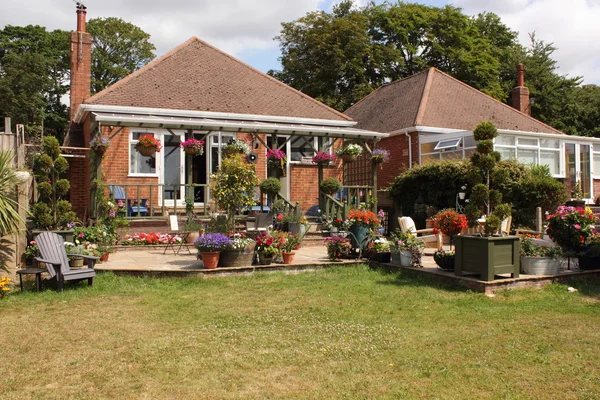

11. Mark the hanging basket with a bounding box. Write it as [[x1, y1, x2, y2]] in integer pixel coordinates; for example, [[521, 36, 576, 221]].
[[94, 147, 108, 156], [371, 156, 385, 165], [183, 147, 203, 156], [137, 145, 157, 157], [341, 154, 358, 162], [317, 161, 333, 168]]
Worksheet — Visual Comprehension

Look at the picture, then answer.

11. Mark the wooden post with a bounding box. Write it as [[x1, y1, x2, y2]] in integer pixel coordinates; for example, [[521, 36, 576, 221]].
[[535, 207, 543, 234], [371, 158, 378, 213]]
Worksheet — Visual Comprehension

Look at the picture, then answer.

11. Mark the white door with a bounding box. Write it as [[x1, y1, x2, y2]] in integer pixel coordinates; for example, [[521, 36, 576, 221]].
[[161, 132, 185, 205]]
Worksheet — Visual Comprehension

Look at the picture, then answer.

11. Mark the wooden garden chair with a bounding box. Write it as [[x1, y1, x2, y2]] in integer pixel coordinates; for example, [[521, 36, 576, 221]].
[[34, 231, 98, 292], [398, 216, 442, 250]]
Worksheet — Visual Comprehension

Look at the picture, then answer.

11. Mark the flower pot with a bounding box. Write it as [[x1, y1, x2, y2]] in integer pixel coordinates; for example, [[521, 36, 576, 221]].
[[137, 145, 157, 157], [69, 256, 84, 269], [433, 253, 455, 271], [282, 251, 296, 264], [317, 161, 332, 167], [330, 227, 339, 234], [100, 252, 109, 262], [183, 147, 203, 155], [341, 154, 358, 162], [200, 251, 220, 269], [348, 224, 370, 249], [399, 250, 413, 267], [578, 255, 600, 270], [454, 235, 520, 281], [565, 199, 586, 208], [521, 256, 560, 275], [371, 156, 385, 164], [258, 252, 274, 265], [186, 231, 200, 244], [375, 251, 391, 263], [218, 243, 255, 268]]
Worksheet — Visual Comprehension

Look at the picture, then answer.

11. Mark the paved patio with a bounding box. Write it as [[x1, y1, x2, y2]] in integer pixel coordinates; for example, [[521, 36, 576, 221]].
[[95, 244, 599, 293]]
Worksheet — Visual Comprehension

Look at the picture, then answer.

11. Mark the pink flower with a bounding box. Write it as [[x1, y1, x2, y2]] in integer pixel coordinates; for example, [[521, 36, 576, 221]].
[[79, 233, 85, 238], [574, 224, 581, 230]]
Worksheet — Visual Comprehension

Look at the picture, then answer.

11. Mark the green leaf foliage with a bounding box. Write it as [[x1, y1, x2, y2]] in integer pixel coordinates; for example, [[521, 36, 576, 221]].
[[0, 151, 24, 236]]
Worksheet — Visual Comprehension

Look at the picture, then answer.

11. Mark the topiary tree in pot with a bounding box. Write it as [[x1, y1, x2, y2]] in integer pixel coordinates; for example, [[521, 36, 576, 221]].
[[259, 177, 281, 203], [319, 177, 341, 196], [455, 121, 519, 281], [31, 136, 77, 230]]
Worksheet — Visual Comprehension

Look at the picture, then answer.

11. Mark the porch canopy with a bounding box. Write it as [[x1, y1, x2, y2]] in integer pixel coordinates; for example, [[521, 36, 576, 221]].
[[76, 104, 389, 142]]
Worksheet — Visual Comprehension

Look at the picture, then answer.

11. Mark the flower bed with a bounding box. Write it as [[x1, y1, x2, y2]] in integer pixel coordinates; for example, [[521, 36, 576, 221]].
[[121, 232, 183, 245]]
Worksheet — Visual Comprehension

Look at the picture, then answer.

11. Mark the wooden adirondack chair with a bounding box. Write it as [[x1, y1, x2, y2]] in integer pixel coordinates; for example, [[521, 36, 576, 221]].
[[34, 231, 98, 291]]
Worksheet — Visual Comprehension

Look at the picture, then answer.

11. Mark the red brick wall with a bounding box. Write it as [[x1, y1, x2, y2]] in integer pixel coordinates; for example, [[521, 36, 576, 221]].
[[289, 163, 343, 212], [372, 131, 418, 189], [593, 179, 600, 202]]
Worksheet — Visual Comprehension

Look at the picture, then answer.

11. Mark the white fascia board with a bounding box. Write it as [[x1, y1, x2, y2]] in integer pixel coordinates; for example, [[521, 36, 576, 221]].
[[91, 112, 388, 139], [386, 126, 467, 137], [75, 104, 357, 128], [497, 128, 600, 143]]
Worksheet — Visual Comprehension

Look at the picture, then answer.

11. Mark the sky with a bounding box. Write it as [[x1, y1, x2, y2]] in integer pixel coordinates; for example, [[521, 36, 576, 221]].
[[1, 0, 599, 84]]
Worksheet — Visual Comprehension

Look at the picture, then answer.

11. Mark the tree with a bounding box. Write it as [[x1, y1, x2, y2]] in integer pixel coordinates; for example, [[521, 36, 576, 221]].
[[271, 1, 515, 110], [87, 17, 156, 94]]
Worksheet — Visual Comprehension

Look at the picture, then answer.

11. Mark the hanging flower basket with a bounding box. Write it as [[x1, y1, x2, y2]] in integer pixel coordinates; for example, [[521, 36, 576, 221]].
[[135, 135, 162, 157], [137, 145, 158, 157], [371, 148, 390, 164], [180, 138, 205, 156], [312, 151, 336, 167], [336, 143, 363, 162], [341, 154, 358, 162], [90, 136, 110, 156]]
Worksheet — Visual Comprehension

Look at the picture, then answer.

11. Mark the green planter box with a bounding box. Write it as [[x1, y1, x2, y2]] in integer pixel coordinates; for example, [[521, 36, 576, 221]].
[[455, 235, 520, 281], [32, 229, 74, 244]]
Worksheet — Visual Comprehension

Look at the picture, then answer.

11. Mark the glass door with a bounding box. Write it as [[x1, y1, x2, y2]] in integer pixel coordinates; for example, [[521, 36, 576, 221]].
[[565, 142, 593, 200], [161, 132, 184, 205]]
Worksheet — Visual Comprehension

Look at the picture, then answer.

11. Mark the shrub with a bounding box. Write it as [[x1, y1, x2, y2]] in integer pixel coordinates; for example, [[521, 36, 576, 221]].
[[319, 177, 341, 195]]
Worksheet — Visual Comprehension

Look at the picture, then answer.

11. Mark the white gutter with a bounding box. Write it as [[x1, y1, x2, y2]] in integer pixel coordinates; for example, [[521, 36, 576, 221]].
[[403, 132, 412, 169], [91, 112, 388, 139], [75, 104, 357, 128], [497, 128, 600, 143]]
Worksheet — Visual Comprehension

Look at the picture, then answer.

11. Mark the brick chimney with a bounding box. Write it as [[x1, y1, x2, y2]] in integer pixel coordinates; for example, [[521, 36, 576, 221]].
[[69, 3, 92, 122], [511, 63, 530, 115]]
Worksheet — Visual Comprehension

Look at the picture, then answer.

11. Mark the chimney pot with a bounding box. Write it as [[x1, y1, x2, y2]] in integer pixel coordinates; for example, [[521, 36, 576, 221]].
[[76, 4, 87, 32], [517, 63, 525, 87]]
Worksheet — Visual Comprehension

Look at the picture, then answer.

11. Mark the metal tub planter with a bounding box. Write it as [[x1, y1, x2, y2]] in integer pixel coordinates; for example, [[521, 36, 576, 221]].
[[455, 235, 520, 282], [521, 257, 561, 275]]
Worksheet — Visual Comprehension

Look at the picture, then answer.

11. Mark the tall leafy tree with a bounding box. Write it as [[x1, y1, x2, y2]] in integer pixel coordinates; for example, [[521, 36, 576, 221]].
[[87, 17, 156, 94]]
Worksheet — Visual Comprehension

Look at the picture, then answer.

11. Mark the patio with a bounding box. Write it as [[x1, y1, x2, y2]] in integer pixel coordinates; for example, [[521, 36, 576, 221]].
[[94, 244, 600, 294]]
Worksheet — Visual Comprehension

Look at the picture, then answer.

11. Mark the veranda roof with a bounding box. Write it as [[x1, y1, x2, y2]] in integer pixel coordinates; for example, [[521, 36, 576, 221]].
[[79, 105, 388, 139]]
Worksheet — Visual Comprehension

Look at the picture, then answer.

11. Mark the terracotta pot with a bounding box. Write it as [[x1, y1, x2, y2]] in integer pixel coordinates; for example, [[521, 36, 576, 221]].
[[100, 253, 109, 262], [282, 252, 295, 264], [137, 145, 157, 157], [186, 231, 200, 244], [200, 251, 220, 269]]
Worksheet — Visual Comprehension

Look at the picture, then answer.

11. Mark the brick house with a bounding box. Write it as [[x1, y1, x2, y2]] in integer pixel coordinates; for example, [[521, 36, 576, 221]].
[[345, 66, 600, 204], [65, 5, 386, 221]]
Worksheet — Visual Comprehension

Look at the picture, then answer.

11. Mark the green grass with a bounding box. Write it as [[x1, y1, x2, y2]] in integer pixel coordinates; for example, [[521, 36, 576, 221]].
[[1, 266, 599, 399]]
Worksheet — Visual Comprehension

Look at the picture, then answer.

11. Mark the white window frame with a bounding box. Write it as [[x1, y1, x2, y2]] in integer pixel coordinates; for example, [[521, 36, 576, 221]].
[[593, 144, 600, 179], [288, 136, 332, 164], [494, 135, 562, 178], [128, 129, 160, 177], [419, 133, 477, 163]]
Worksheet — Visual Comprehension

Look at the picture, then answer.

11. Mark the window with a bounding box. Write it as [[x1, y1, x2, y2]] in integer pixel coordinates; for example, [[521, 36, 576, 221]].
[[495, 135, 560, 176], [434, 138, 462, 151], [594, 152, 600, 178], [210, 133, 233, 173], [289, 136, 331, 162], [419, 134, 476, 164], [130, 131, 157, 175]]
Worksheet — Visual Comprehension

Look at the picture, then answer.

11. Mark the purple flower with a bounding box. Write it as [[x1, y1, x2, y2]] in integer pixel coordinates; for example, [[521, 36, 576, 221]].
[[194, 233, 233, 252], [67, 222, 75, 229]]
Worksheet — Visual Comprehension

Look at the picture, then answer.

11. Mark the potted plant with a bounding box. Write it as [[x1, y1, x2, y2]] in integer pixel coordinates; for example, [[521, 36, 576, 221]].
[[212, 154, 259, 232], [520, 237, 563, 275], [259, 177, 282, 202], [255, 231, 282, 265], [455, 121, 519, 281], [430, 209, 468, 271], [90, 136, 110, 156], [433, 250, 456, 271], [566, 181, 585, 208], [194, 233, 232, 269], [180, 138, 205, 156], [278, 231, 302, 264], [324, 235, 352, 261], [368, 237, 391, 263], [65, 242, 90, 269], [183, 220, 204, 244], [371, 148, 390, 164], [266, 149, 287, 176], [319, 177, 341, 196], [546, 205, 596, 261], [31, 136, 78, 237], [344, 208, 380, 250], [222, 138, 250, 156], [135, 134, 162, 156], [328, 217, 344, 233], [579, 235, 600, 270], [218, 233, 255, 268], [336, 143, 363, 162], [389, 229, 425, 267], [312, 151, 336, 167]]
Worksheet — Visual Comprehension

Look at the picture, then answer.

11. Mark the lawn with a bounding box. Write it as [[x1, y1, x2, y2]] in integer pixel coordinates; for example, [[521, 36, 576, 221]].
[[1, 265, 599, 399]]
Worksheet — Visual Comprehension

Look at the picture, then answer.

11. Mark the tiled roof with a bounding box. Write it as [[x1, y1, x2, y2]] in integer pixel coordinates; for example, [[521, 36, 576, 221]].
[[345, 67, 564, 135], [85, 37, 351, 122]]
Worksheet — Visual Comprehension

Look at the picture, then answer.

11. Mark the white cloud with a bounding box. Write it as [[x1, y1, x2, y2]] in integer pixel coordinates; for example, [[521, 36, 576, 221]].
[[453, 0, 600, 84]]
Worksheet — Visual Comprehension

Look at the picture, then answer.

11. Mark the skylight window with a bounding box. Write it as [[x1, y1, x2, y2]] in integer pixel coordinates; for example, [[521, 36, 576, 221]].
[[434, 138, 462, 151]]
